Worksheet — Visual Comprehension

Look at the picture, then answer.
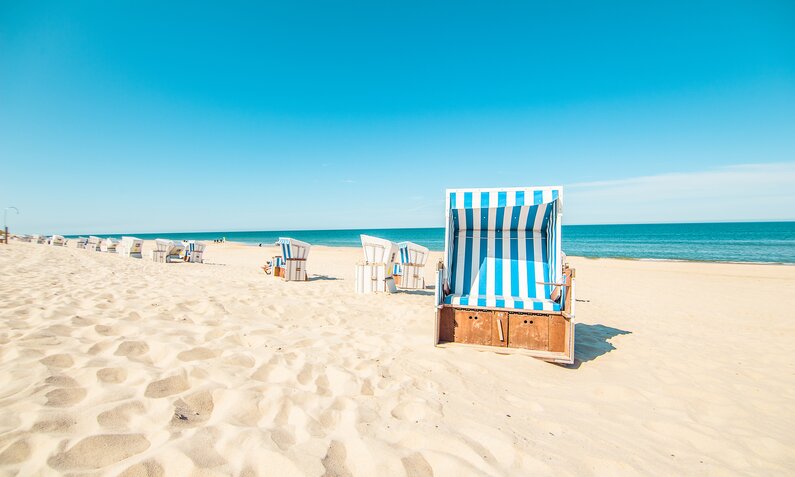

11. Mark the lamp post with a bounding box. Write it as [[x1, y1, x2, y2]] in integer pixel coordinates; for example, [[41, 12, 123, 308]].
[[4, 207, 19, 244]]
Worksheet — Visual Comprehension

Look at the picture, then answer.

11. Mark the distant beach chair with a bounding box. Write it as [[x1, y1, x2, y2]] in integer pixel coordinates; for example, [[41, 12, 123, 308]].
[[117, 236, 143, 258], [86, 236, 102, 251], [274, 237, 311, 281], [355, 234, 399, 293], [152, 239, 185, 263], [435, 186, 576, 364], [31, 234, 45, 244], [185, 240, 207, 263], [100, 238, 118, 253], [50, 235, 66, 247], [75, 237, 88, 249], [394, 241, 430, 289]]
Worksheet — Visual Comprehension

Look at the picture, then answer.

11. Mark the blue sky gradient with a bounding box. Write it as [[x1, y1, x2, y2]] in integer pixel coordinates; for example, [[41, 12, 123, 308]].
[[1, 1, 794, 233]]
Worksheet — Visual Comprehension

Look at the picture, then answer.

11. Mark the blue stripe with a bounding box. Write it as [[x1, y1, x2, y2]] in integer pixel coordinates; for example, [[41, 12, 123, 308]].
[[450, 211, 460, 292], [495, 299, 505, 308], [516, 190, 525, 206], [497, 191, 507, 208], [533, 190, 543, 206], [478, 192, 489, 297]]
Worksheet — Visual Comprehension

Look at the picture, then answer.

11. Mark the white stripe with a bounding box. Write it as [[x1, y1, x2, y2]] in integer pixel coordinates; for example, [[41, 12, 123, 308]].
[[486, 207, 496, 298], [454, 208, 467, 295], [516, 205, 530, 299], [470, 227, 481, 300], [533, 204, 547, 298]]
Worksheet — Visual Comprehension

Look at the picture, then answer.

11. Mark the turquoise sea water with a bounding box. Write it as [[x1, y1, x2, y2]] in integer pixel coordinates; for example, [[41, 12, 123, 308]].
[[67, 222, 795, 264]]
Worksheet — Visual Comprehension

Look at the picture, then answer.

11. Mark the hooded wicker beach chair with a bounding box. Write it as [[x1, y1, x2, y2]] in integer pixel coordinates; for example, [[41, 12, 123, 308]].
[[117, 236, 143, 258], [50, 235, 66, 247], [394, 241, 430, 289], [75, 237, 88, 249], [152, 239, 185, 263], [355, 234, 399, 293], [273, 237, 311, 281], [183, 240, 207, 263], [86, 236, 102, 251], [434, 186, 576, 364], [99, 238, 118, 253]]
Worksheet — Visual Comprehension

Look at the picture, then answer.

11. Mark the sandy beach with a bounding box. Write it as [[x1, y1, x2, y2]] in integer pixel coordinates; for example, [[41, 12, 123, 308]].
[[0, 240, 793, 476]]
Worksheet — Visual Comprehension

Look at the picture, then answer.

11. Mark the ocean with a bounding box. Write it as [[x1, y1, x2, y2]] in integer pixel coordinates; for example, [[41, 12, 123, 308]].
[[67, 222, 795, 264]]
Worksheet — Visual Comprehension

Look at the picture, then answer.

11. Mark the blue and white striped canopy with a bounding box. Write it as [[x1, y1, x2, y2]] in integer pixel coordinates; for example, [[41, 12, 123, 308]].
[[443, 187, 563, 311], [277, 237, 311, 260], [398, 241, 430, 265]]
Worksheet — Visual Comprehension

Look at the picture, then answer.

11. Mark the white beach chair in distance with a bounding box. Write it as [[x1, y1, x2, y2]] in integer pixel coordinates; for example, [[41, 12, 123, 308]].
[[75, 237, 88, 249], [117, 236, 143, 258], [395, 241, 430, 290], [152, 239, 185, 263], [50, 235, 66, 246], [434, 186, 576, 364], [355, 234, 398, 293], [276, 237, 311, 281], [86, 236, 102, 251], [185, 241, 207, 263], [100, 238, 118, 253]]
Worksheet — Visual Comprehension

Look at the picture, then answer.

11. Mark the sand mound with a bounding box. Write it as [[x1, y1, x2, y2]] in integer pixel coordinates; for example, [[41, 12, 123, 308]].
[[47, 434, 150, 470]]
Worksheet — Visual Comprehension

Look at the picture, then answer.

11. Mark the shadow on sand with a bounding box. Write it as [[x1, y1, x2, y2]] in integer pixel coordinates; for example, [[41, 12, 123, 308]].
[[308, 275, 338, 281], [563, 323, 631, 368], [398, 289, 434, 296]]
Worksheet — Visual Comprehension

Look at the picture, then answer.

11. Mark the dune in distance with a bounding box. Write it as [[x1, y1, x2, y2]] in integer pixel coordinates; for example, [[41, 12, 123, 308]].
[[0, 240, 793, 476]]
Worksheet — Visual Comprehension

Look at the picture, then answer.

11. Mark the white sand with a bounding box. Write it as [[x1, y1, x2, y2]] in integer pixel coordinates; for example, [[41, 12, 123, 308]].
[[0, 240, 793, 475]]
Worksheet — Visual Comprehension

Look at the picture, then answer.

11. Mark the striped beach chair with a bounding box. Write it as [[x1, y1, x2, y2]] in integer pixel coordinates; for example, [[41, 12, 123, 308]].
[[435, 186, 575, 364], [355, 235, 399, 293], [50, 235, 66, 246], [395, 241, 430, 289], [276, 237, 311, 281], [152, 239, 185, 263], [75, 237, 88, 249], [184, 241, 207, 263]]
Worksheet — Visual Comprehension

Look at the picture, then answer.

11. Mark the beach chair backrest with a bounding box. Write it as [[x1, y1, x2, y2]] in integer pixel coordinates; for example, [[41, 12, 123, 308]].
[[360, 235, 398, 264], [398, 241, 429, 266], [121, 236, 143, 254], [277, 237, 311, 260], [444, 187, 563, 305]]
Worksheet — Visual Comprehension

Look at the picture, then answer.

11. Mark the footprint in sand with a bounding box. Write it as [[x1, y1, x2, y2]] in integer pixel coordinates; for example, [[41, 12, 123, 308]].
[[40, 354, 74, 368], [47, 434, 150, 470], [45, 375, 80, 388], [97, 401, 146, 429], [119, 459, 164, 477], [0, 439, 31, 465], [270, 429, 295, 451], [177, 347, 216, 362], [401, 453, 434, 477], [32, 415, 76, 433], [88, 341, 113, 355], [115, 341, 149, 357], [45, 388, 87, 407], [145, 375, 189, 398], [171, 390, 214, 428], [94, 324, 117, 336], [321, 440, 352, 477], [97, 367, 127, 384]]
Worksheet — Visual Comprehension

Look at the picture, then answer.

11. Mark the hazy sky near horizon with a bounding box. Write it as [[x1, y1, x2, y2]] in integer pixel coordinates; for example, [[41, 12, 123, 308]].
[[1, 1, 794, 234]]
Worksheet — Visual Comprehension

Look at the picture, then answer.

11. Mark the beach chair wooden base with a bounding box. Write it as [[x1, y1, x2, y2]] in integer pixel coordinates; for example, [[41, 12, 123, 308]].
[[354, 263, 393, 293], [282, 259, 307, 281], [435, 306, 574, 364], [395, 264, 425, 289]]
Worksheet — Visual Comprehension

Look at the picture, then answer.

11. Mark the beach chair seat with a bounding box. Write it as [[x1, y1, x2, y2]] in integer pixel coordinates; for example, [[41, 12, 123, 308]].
[[443, 294, 561, 311], [185, 241, 207, 263], [395, 241, 429, 289], [435, 186, 575, 364]]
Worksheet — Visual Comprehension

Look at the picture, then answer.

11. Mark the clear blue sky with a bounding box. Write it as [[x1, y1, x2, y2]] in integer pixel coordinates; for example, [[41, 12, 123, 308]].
[[1, 1, 794, 234]]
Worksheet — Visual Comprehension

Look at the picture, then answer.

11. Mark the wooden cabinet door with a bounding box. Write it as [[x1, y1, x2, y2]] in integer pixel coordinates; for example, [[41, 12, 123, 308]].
[[548, 315, 568, 353], [508, 314, 549, 351], [453, 309, 493, 346], [492, 312, 508, 347]]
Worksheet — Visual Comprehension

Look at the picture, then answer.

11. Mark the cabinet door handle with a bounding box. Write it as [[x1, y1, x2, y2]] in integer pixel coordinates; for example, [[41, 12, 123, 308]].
[[497, 319, 504, 342]]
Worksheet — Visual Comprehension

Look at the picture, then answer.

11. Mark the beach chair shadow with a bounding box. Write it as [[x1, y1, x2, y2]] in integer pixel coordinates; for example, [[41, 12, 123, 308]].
[[308, 275, 338, 281], [398, 289, 434, 296], [564, 323, 631, 368]]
